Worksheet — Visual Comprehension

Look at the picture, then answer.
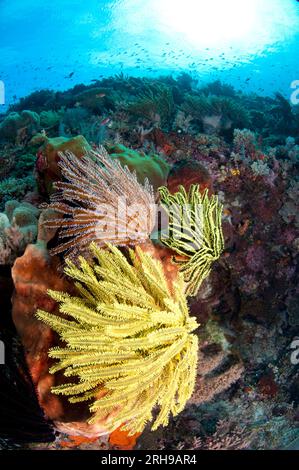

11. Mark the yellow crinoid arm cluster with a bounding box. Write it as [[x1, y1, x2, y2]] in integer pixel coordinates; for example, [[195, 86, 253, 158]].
[[36, 243, 199, 435], [158, 184, 224, 297]]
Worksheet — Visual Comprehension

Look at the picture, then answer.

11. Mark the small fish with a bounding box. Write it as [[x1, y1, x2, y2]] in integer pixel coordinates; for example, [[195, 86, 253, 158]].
[[100, 117, 110, 126], [96, 93, 106, 98]]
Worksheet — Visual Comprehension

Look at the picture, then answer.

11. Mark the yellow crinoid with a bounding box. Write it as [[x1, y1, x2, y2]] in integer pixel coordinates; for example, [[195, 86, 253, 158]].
[[159, 184, 224, 297], [36, 243, 199, 435]]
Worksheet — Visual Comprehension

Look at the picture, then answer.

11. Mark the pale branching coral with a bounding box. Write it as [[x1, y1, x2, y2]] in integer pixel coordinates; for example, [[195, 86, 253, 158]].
[[44, 147, 156, 258], [36, 243, 199, 435], [128, 83, 175, 127], [159, 185, 224, 297]]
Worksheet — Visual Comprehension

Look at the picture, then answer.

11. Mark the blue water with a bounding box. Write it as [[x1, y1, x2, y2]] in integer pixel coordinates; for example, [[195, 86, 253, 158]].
[[0, 0, 299, 106]]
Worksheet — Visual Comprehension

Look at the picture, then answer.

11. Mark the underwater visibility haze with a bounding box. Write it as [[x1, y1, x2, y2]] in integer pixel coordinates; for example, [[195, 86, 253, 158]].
[[1, 0, 299, 104], [0, 0, 298, 452]]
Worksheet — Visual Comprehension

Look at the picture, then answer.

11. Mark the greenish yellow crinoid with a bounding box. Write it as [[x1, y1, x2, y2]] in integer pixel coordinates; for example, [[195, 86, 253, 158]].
[[36, 243, 199, 435], [159, 184, 224, 297]]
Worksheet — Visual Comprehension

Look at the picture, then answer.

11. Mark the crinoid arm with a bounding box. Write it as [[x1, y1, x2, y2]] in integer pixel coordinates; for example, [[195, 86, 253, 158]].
[[44, 147, 156, 259], [158, 184, 224, 297], [36, 243, 199, 435]]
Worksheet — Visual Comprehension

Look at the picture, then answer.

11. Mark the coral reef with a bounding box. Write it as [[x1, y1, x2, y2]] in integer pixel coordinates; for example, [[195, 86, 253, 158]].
[[166, 160, 213, 194]]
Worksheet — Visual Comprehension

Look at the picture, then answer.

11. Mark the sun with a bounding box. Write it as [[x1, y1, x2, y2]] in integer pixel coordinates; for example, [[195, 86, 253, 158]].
[[155, 0, 258, 48]]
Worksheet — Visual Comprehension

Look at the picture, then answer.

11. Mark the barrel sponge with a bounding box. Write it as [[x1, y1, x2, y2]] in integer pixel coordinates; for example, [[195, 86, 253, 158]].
[[15, 202, 40, 218], [19, 223, 38, 239], [107, 144, 170, 190]]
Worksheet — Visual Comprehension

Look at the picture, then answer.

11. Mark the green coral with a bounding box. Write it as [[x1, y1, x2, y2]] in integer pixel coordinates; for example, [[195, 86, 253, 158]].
[[36, 243, 199, 435], [159, 185, 224, 297]]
